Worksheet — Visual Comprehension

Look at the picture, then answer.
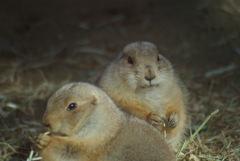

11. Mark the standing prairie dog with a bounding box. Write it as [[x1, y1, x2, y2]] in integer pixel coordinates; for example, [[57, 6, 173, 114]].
[[97, 41, 188, 149], [36, 82, 175, 161]]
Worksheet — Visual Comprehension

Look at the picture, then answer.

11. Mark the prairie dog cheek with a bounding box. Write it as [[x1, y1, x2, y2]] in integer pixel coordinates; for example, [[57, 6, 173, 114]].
[[151, 74, 161, 85], [127, 74, 138, 89], [51, 122, 63, 134]]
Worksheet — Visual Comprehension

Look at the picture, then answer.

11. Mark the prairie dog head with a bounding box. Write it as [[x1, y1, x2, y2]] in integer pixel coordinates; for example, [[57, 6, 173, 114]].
[[42, 82, 114, 136], [111, 41, 174, 90]]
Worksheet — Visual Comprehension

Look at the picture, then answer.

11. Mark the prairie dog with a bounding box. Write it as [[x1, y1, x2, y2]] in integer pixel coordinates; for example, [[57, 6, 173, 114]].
[[36, 82, 175, 161], [97, 41, 188, 148]]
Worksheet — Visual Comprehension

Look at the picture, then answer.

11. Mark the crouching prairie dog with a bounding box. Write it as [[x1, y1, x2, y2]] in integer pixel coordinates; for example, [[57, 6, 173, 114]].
[[97, 41, 188, 149], [36, 82, 175, 161]]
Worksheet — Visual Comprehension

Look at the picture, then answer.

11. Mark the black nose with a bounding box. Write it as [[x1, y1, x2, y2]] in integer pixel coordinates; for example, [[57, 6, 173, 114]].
[[42, 115, 51, 128], [43, 123, 51, 128], [145, 75, 156, 81], [43, 121, 51, 128]]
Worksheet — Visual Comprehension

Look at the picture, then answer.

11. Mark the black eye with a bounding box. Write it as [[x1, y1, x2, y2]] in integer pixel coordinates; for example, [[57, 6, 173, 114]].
[[67, 103, 77, 111], [127, 56, 134, 64]]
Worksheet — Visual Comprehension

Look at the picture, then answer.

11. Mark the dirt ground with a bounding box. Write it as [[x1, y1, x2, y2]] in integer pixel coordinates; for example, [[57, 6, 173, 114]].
[[0, 0, 239, 160]]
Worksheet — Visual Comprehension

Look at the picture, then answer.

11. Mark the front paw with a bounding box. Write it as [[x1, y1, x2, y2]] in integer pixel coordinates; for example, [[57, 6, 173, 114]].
[[146, 112, 163, 126], [36, 132, 52, 149], [162, 112, 177, 128]]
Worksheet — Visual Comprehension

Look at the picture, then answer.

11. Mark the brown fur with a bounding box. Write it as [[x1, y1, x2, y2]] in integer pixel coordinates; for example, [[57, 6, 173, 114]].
[[97, 41, 188, 149], [36, 82, 175, 161]]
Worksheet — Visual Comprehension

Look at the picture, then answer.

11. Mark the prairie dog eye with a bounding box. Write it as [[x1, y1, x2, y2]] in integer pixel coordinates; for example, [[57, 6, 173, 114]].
[[127, 56, 134, 65], [67, 103, 77, 111]]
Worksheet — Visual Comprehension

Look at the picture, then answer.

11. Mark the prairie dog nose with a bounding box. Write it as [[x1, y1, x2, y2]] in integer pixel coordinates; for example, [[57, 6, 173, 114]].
[[145, 75, 156, 81], [42, 115, 51, 128], [144, 65, 156, 81]]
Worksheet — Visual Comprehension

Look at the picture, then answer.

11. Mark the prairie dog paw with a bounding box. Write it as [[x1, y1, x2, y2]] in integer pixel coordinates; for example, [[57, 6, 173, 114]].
[[146, 112, 163, 126], [36, 132, 52, 149], [163, 112, 177, 128]]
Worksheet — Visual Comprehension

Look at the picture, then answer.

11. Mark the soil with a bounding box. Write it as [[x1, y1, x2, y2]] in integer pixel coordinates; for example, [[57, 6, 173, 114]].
[[0, 0, 239, 160]]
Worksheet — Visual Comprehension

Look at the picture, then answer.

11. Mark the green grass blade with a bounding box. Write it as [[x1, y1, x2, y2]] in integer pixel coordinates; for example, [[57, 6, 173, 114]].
[[177, 109, 220, 157]]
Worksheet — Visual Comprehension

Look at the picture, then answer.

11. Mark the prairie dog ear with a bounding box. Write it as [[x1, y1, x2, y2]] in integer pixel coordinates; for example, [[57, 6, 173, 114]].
[[91, 94, 98, 105]]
